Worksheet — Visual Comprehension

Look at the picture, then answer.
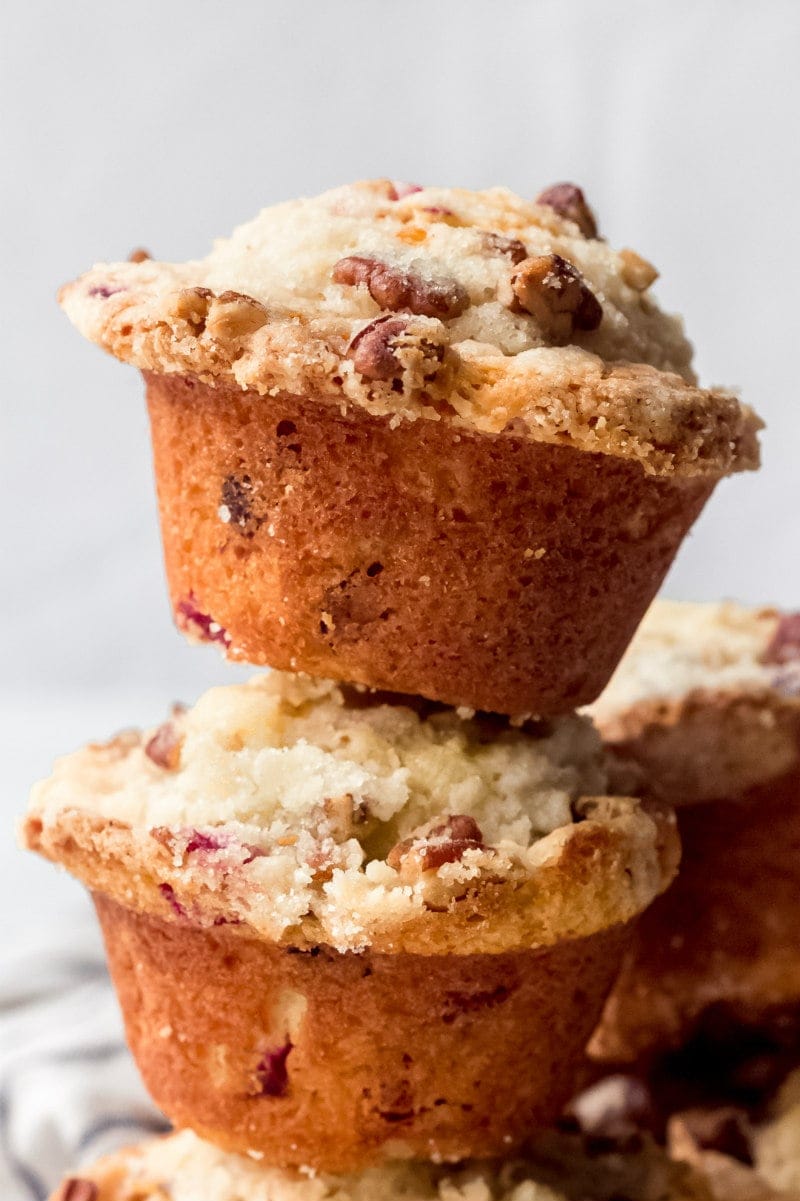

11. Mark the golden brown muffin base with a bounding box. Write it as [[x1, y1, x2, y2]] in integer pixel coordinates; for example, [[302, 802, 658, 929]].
[[145, 372, 715, 715], [589, 768, 800, 1067], [94, 893, 632, 1171]]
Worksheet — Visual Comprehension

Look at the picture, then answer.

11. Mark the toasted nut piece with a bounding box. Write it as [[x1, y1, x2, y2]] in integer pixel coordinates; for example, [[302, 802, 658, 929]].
[[669, 1107, 753, 1165], [535, 182, 599, 239], [483, 231, 529, 264], [145, 719, 183, 771], [762, 612, 800, 665], [348, 316, 413, 380], [55, 1182, 99, 1201], [509, 253, 603, 344], [332, 255, 469, 319], [387, 814, 484, 873], [619, 248, 659, 291], [347, 314, 447, 383], [207, 290, 269, 339], [128, 247, 151, 263], [322, 793, 356, 841], [171, 286, 213, 331]]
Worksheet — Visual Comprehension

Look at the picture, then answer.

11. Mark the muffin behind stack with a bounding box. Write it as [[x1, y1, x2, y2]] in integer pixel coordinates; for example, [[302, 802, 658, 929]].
[[587, 600, 800, 1073], [30, 179, 758, 1195]]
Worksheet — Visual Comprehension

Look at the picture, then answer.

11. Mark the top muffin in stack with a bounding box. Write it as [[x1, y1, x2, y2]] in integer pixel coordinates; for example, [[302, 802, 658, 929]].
[[59, 180, 759, 714]]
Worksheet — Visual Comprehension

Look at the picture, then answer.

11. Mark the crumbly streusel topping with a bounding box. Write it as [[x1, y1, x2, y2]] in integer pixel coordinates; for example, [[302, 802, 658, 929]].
[[28, 673, 602, 945], [55, 1126, 708, 1201], [58, 180, 760, 478], [588, 600, 800, 726], [26, 672, 672, 951], [61, 1129, 565, 1201]]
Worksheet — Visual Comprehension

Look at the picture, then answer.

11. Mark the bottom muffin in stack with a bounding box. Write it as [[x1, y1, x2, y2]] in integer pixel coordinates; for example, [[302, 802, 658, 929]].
[[23, 672, 675, 1170]]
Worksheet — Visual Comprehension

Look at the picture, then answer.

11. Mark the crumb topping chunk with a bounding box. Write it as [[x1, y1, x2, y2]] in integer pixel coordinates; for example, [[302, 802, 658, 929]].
[[25, 672, 671, 952], [58, 179, 760, 478]]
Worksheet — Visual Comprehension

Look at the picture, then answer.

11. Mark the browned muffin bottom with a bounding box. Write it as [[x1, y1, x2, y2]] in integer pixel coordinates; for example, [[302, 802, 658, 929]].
[[148, 371, 715, 715], [94, 892, 633, 1171]]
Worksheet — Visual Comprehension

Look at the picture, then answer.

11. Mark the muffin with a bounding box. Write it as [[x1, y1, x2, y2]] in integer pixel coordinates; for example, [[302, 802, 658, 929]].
[[24, 672, 677, 1170], [585, 600, 800, 1067], [558, 1061, 800, 1201], [667, 1065, 800, 1200], [58, 180, 760, 715], [48, 1125, 713, 1201]]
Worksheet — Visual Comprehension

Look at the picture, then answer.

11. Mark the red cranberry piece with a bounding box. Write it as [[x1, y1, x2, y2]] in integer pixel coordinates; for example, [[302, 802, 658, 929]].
[[255, 1041, 293, 1096], [184, 830, 226, 855], [88, 285, 125, 299], [175, 594, 231, 648], [144, 720, 182, 770], [158, 883, 187, 919]]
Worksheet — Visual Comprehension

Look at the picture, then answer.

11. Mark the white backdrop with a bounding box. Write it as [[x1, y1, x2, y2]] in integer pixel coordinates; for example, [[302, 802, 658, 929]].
[[2, 0, 799, 935]]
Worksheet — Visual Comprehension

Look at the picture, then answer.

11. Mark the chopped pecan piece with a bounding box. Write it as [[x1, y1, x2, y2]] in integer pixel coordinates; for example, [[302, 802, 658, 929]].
[[171, 286, 213, 331], [56, 1179, 99, 1201], [348, 316, 412, 380], [509, 253, 603, 344], [535, 182, 598, 238], [619, 248, 659, 291], [206, 290, 268, 339], [387, 814, 484, 872], [323, 793, 357, 841], [144, 717, 183, 770], [347, 314, 446, 382], [332, 255, 468, 319], [170, 287, 267, 339], [670, 1107, 753, 1165], [128, 247, 151, 263], [762, 612, 800, 665], [483, 231, 528, 263]]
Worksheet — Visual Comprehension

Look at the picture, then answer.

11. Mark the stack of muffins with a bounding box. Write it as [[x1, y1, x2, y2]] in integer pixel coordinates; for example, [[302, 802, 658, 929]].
[[23, 179, 784, 1199]]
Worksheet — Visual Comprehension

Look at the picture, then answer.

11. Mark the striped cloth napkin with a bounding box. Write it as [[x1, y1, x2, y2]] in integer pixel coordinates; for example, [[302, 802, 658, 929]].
[[0, 908, 167, 1200]]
